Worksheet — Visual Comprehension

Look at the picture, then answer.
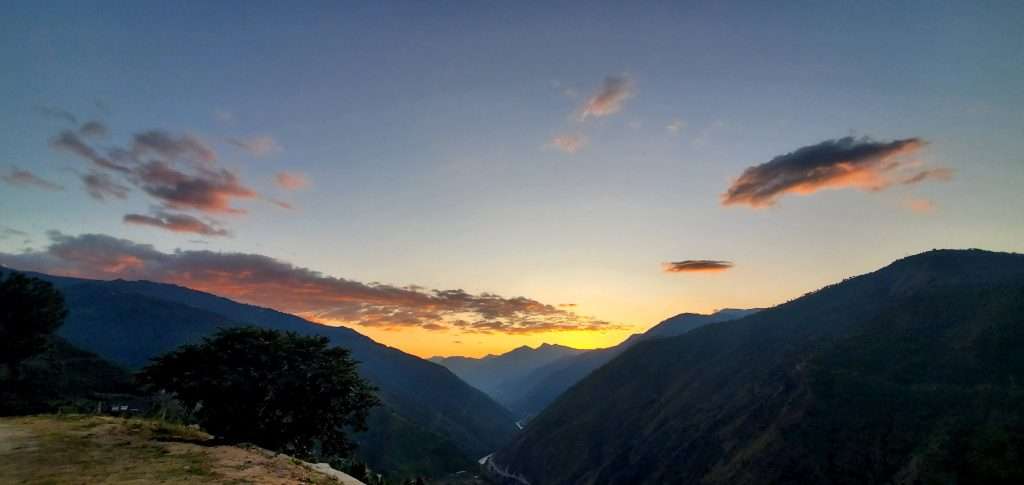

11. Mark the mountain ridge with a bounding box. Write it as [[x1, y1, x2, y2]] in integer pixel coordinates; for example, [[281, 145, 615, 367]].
[[491, 249, 1024, 484], [1, 267, 517, 479], [434, 309, 761, 419]]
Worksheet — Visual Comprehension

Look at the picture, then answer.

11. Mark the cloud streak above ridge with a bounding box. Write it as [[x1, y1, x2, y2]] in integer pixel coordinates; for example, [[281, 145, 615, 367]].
[[0, 232, 621, 335]]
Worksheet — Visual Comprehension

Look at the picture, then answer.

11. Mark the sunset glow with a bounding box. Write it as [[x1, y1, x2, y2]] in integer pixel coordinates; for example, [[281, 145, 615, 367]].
[[2, 2, 1023, 359]]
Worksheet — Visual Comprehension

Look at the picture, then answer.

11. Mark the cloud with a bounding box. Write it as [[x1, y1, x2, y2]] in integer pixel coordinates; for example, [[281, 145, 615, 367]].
[[132, 131, 216, 165], [0, 227, 28, 240], [81, 171, 130, 200], [2, 168, 63, 191], [79, 121, 109, 138], [214, 110, 235, 124], [666, 119, 686, 134], [722, 136, 947, 208], [900, 167, 953, 185], [51, 130, 131, 173], [903, 197, 936, 214], [124, 211, 230, 237], [549, 133, 587, 154], [275, 172, 308, 190], [49, 121, 259, 215], [133, 160, 256, 214], [229, 136, 280, 157], [35, 106, 78, 125], [691, 120, 724, 147], [663, 260, 734, 273], [578, 76, 632, 121], [0, 232, 622, 335]]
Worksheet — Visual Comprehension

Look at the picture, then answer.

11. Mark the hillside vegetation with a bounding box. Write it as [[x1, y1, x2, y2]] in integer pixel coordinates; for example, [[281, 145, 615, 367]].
[[494, 249, 1024, 484], [494, 309, 758, 418], [6, 270, 515, 478]]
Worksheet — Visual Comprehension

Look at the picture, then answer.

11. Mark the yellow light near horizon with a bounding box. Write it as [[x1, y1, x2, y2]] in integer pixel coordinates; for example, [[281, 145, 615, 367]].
[[316, 322, 638, 359]]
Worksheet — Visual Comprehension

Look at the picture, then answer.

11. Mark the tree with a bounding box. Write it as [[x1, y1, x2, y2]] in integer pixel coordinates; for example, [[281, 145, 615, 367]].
[[139, 327, 379, 460], [0, 271, 68, 382]]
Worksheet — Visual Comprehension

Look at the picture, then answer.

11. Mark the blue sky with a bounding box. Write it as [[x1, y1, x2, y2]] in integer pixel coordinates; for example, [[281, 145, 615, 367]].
[[2, 1, 1023, 356]]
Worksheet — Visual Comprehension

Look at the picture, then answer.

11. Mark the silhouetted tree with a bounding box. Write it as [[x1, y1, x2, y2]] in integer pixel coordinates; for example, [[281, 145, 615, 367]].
[[0, 271, 68, 382], [139, 327, 379, 459]]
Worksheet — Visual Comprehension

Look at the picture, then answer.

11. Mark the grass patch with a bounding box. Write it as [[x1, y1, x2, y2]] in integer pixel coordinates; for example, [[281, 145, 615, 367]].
[[0, 415, 345, 484]]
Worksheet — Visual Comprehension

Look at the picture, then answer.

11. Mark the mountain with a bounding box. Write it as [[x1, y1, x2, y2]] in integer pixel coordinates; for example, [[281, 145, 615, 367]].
[[2, 269, 516, 479], [0, 335, 138, 415], [643, 308, 759, 338], [429, 343, 585, 408], [491, 249, 1024, 484], [492, 308, 758, 418]]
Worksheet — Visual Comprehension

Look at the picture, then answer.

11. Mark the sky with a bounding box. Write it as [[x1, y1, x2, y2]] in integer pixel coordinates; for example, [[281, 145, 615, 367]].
[[2, 2, 1023, 358]]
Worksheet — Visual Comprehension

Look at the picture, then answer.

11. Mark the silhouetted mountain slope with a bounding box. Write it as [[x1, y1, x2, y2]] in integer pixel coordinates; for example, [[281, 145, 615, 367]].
[[492, 249, 1024, 485], [497, 308, 756, 418], [643, 308, 759, 338], [0, 335, 137, 415], [430, 344, 584, 408], [4, 269, 516, 478]]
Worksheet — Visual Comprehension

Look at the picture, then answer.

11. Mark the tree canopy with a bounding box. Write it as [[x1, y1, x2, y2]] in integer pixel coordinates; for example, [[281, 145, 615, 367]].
[[0, 271, 68, 382], [139, 327, 379, 459]]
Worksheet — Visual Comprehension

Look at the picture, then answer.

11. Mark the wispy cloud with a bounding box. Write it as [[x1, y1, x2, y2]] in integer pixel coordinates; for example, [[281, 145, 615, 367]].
[[48, 119, 260, 217], [578, 76, 632, 121], [549, 133, 587, 154], [0, 232, 623, 335], [0, 227, 28, 240], [666, 119, 686, 134], [903, 197, 936, 214], [51, 130, 131, 173], [81, 170, 130, 200], [2, 168, 63, 191], [79, 121, 109, 139], [124, 211, 230, 237], [229, 136, 280, 157], [663, 260, 734, 273], [214, 110, 235, 124], [722, 136, 949, 208], [275, 172, 308, 190], [133, 131, 216, 165]]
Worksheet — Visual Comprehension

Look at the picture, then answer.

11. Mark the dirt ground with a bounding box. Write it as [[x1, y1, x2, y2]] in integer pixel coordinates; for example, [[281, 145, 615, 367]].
[[0, 415, 362, 484]]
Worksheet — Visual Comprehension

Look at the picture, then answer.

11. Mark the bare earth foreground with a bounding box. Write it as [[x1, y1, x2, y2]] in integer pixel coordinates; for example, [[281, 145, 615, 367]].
[[0, 415, 364, 484]]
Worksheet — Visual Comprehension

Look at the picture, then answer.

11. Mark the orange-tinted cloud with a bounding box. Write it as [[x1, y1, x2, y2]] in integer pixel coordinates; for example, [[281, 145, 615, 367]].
[[722, 136, 949, 208], [663, 260, 734, 273], [578, 76, 632, 121], [124, 211, 230, 237], [903, 197, 936, 214], [0, 232, 622, 335], [275, 171, 308, 190], [2, 168, 63, 191], [550, 133, 587, 154], [132, 160, 256, 214]]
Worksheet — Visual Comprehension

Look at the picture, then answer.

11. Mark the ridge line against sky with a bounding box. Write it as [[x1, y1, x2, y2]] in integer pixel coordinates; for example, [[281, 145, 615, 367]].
[[2, 2, 1022, 356]]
